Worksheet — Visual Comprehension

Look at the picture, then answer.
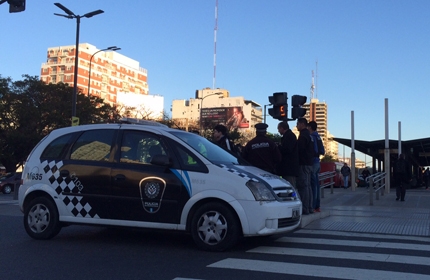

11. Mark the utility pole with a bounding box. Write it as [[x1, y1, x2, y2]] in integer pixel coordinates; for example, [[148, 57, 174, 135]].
[[213, 0, 218, 89]]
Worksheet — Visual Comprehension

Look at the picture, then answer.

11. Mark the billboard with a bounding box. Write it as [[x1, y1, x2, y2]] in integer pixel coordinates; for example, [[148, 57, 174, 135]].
[[201, 106, 249, 131]]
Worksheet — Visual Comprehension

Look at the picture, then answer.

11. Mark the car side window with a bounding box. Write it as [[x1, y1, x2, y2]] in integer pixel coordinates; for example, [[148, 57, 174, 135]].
[[174, 144, 207, 173], [70, 129, 115, 161], [120, 131, 166, 164]]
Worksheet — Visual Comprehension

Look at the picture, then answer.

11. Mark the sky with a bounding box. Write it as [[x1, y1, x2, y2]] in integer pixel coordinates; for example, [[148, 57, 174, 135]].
[[1, 0, 429, 161]]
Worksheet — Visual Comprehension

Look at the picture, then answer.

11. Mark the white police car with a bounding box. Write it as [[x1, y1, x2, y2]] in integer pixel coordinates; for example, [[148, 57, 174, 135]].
[[19, 119, 301, 251]]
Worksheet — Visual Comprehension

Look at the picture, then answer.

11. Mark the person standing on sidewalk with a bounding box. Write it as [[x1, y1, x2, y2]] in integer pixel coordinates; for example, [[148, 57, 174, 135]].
[[394, 153, 412, 201], [341, 163, 351, 189], [361, 167, 371, 188], [276, 121, 299, 188], [296, 118, 314, 215], [423, 167, 429, 190], [307, 121, 325, 212], [242, 123, 281, 173]]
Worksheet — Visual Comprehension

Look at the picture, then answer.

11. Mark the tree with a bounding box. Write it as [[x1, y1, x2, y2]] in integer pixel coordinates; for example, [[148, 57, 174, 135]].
[[0, 75, 120, 172], [321, 153, 338, 162], [266, 132, 281, 143]]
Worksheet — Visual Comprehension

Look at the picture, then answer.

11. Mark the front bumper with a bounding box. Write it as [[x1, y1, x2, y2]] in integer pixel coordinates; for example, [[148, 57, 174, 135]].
[[239, 199, 302, 236]]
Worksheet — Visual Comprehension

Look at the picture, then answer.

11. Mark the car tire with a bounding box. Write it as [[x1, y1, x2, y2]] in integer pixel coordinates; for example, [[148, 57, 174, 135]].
[[2, 184, 13, 194], [190, 202, 241, 252], [24, 197, 61, 240]]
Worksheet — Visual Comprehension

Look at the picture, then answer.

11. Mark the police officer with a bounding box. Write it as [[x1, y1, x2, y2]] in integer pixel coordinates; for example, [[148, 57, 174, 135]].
[[242, 123, 281, 173]]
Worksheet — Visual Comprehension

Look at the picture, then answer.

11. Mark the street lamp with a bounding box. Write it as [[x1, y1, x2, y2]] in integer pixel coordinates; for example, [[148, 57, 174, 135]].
[[199, 92, 223, 132], [263, 104, 271, 124], [87, 46, 121, 97], [54, 2, 104, 120]]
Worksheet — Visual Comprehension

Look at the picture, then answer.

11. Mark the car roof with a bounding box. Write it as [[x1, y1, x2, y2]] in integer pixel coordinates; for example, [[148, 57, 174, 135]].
[[45, 121, 183, 140]]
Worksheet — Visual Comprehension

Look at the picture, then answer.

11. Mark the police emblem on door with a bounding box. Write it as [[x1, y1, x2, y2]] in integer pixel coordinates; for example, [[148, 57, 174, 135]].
[[139, 177, 166, 213]]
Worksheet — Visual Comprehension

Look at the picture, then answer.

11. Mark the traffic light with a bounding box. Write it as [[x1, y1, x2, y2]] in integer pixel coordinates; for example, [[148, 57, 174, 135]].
[[7, 0, 25, 13], [291, 95, 307, 120], [268, 92, 288, 120]]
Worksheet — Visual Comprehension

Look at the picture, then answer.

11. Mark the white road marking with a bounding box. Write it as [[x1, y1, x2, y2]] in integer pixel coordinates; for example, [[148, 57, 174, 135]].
[[295, 229, 430, 243], [276, 237, 430, 251], [208, 258, 430, 280], [248, 246, 430, 266]]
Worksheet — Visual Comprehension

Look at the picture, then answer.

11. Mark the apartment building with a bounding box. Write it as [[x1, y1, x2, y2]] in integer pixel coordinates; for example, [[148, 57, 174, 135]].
[[40, 43, 149, 106], [171, 88, 263, 141]]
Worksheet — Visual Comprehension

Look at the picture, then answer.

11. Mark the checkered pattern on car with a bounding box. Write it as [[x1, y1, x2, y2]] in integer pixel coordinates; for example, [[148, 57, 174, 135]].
[[41, 160, 100, 219], [217, 164, 259, 182]]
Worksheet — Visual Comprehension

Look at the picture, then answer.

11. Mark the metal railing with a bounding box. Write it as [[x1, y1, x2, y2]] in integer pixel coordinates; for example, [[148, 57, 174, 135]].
[[318, 171, 336, 198], [367, 172, 386, 205]]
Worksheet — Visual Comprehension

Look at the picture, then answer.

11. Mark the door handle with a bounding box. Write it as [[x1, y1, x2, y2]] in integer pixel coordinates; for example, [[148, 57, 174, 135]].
[[60, 170, 70, 177]]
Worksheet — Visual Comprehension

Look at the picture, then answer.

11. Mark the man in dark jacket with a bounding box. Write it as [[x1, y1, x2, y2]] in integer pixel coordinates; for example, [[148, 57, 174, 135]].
[[308, 121, 325, 212], [213, 124, 236, 153], [296, 118, 314, 215], [242, 123, 281, 173], [394, 153, 412, 201], [276, 121, 299, 188], [341, 163, 351, 189]]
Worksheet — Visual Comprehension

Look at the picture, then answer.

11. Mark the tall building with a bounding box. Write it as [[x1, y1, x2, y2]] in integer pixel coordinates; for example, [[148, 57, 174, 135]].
[[326, 132, 339, 159], [292, 98, 338, 158], [40, 43, 149, 106], [171, 87, 263, 141], [303, 98, 328, 144]]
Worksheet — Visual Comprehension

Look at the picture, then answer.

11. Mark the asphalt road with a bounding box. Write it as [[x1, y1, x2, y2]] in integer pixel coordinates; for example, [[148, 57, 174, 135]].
[[1, 196, 430, 280]]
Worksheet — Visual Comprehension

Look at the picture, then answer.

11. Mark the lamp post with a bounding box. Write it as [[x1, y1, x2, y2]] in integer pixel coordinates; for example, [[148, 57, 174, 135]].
[[54, 2, 104, 120], [199, 92, 223, 133], [87, 46, 120, 97], [263, 104, 271, 124]]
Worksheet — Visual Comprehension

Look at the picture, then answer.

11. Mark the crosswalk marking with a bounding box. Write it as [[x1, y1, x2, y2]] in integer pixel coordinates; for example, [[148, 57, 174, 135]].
[[208, 258, 430, 280], [276, 237, 430, 251], [248, 246, 430, 266], [295, 229, 430, 243], [202, 231, 430, 279]]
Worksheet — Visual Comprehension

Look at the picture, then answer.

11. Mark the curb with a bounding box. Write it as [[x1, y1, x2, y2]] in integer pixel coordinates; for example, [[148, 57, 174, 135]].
[[299, 210, 330, 228]]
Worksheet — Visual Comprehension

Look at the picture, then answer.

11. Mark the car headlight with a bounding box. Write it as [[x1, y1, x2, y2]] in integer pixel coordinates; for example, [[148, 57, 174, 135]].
[[246, 180, 276, 201]]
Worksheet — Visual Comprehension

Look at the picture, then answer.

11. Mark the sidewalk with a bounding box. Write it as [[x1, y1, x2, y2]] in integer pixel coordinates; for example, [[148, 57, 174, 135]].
[[300, 186, 430, 237]]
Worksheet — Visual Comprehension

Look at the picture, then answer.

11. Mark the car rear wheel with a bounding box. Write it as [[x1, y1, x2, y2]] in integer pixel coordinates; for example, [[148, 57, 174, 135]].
[[24, 197, 61, 240], [191, 202, 241, 252], [2, 184, 13, 194]]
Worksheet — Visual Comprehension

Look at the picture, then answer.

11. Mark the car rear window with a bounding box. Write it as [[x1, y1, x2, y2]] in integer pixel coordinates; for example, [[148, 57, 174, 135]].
[[41, 133, 75, 160]]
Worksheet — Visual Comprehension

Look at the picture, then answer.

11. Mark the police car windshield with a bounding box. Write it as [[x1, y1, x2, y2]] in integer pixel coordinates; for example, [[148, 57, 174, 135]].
[[169, 131, 242, 165]]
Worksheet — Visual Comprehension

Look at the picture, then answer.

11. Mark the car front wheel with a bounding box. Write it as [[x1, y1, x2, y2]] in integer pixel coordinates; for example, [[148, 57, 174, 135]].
[[24, 197, 61, 240], [191, 202, 241, 252]]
